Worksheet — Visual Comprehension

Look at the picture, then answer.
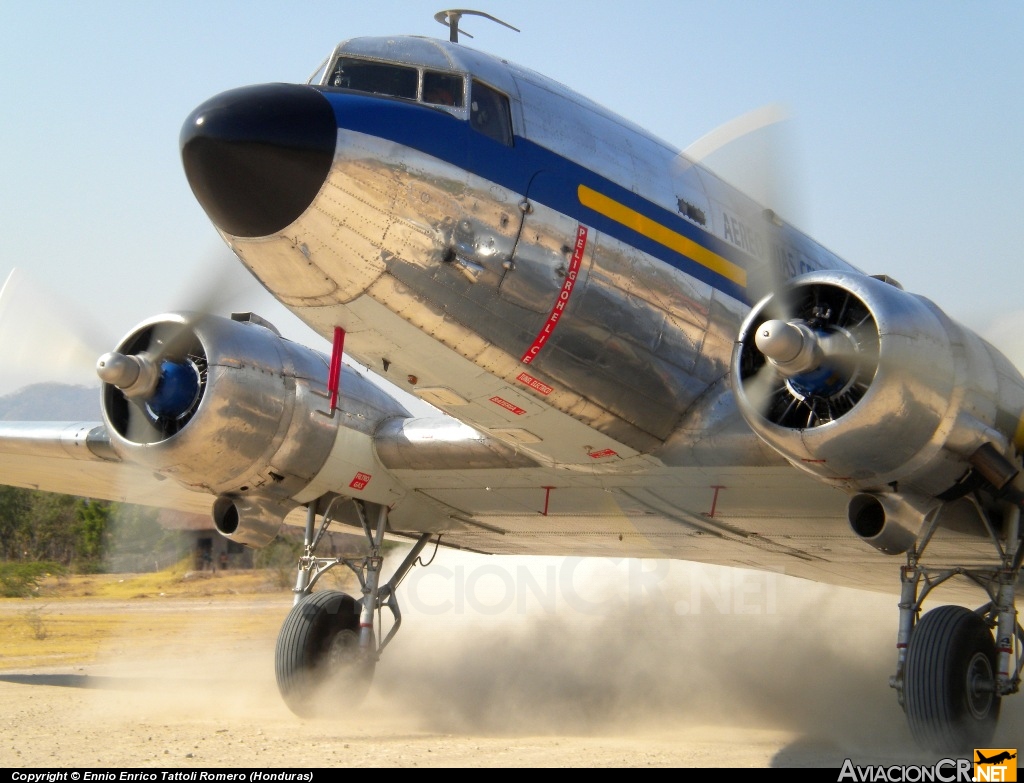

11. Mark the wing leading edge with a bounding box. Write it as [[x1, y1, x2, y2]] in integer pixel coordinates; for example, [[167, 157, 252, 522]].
[[0, 420, 214, 515]]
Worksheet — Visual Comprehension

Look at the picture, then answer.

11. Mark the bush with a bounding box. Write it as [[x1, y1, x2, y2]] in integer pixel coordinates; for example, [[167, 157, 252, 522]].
[[0, 561, 64, 597], [255, 537, 303, 589]]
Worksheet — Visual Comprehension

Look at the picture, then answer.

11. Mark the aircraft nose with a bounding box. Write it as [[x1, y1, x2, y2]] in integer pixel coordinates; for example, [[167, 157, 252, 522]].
[[180, 83, 336, 238]]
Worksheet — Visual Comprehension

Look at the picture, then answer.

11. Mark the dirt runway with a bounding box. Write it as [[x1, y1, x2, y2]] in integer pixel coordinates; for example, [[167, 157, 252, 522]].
[[1, 557, 1021, 767]]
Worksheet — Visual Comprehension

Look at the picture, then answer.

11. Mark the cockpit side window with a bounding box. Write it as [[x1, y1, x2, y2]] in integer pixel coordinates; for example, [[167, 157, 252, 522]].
[[423, 71, 464, 107], [470, 80, 513, 146], [329, 57, 417, 100]]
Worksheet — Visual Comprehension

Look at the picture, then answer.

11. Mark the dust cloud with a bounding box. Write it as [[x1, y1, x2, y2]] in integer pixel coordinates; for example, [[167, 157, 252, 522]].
[[361, 551, 1020, 757], [372, 554, 908, 749], [20, 551, 1020, 766]]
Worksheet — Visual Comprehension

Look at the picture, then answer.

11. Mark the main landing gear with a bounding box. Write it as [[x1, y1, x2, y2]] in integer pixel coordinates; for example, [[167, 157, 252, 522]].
[[891, 500, 1023, 751], [274, 498, 433, 717]]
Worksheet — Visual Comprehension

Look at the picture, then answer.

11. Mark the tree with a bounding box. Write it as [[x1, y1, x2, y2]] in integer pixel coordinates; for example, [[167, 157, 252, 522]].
[[25, 492, 80, 563], [0, 486, 33, 560], [0, 486, 187, 572], [74, 499, 110, 569]]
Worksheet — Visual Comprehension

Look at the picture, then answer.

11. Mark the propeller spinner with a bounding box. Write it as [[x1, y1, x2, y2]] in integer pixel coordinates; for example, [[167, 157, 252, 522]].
[[97, 349, 202, 421]]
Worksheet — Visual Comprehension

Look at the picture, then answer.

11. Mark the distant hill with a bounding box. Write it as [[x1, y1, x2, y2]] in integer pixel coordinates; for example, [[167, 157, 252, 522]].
[[0, 382, 102, 421]]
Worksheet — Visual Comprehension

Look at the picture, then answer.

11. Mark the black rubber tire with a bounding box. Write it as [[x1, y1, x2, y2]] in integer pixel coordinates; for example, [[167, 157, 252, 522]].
[[904, 605, 1000, 752], [275, 590, 375, 717]]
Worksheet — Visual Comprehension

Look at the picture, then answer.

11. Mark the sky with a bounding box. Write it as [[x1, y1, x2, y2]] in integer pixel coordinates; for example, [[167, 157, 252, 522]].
[[3, 2, 1024, 745], [2, 1, 1023, 392]]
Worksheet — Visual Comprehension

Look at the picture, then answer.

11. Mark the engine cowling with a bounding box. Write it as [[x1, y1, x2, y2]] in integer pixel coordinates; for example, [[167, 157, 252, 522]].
[[98, 312, 409, 545], [732, 271, 1024, 503]]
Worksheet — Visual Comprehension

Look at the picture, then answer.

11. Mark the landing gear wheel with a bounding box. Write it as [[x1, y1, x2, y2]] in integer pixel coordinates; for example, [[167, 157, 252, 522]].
[[275, 590, 376, 717], [904, 605, 1000, 752]]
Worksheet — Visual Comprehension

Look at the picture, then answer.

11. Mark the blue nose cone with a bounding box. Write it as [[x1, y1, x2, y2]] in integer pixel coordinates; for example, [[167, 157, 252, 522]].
[[181, 83, 336, 238]]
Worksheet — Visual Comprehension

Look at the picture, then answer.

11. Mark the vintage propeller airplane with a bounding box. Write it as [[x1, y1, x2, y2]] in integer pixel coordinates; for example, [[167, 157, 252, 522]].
[[0, 9, 1020, 751]]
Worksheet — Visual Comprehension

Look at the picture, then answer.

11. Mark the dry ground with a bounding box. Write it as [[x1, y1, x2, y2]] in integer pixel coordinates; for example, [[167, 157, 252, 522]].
[[1, 559, 1020, 768]]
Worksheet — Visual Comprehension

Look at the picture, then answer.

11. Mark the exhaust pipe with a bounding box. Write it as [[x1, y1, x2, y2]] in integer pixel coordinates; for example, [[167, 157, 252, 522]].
[[847, 494, 918, 555], [212, 494, 293, 548]]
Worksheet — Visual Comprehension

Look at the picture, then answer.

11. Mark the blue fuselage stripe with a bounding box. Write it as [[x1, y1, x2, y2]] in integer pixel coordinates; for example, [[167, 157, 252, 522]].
[[319, 89, 754, 302]]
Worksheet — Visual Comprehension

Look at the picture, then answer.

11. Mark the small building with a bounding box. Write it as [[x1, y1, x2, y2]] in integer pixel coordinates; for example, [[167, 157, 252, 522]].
[[157, 510, 254, 571]]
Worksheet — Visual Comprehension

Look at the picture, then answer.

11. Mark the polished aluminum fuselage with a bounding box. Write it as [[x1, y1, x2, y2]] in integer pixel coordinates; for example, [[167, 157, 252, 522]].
[[223, 36, 859, 471], [209, 34, 1024, 577]]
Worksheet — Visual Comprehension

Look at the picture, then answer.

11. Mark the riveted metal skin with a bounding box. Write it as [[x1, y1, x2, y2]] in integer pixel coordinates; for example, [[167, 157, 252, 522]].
[[99, 313, 412, 544], [734, 271, 1024, 498], [180, 35, 1024, 528], [202, 36, 862, 467]]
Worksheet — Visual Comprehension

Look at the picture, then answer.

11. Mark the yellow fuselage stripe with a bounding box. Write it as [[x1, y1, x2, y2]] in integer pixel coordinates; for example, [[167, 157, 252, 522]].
[[577, 184, 747, 288], [1014, 416, 1024, 451]]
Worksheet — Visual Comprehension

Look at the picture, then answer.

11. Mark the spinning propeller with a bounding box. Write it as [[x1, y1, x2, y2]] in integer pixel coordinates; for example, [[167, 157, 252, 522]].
[[0, 269, 113, 397], [737, 281, 880, 428], [677, 104, 886, 428], [94, 250, 269, 444]]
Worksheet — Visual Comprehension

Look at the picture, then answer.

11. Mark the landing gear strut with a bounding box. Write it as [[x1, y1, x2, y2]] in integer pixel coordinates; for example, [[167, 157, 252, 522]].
[[891, 500, 1023, 751], [274, 498, 433, 717]]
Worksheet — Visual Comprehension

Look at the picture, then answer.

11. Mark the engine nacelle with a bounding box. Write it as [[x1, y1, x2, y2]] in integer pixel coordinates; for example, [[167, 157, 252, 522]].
[[100, 312, 409, 545], [733, 271, 1024, 500]]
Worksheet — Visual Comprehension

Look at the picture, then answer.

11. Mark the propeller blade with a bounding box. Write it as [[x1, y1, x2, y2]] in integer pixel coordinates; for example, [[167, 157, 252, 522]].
[[675, 104, 802, 317], [97, 248, 255, 438], [0, 269, 114, 395], [681, 104, 789, 172], [741, 279, 884, 429], [742, 360, 785, 417], [146, 250, 257, 365]]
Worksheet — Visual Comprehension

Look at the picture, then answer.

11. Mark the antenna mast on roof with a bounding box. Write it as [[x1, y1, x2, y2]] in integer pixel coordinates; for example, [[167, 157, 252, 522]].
[[434, 9, 520, 43]]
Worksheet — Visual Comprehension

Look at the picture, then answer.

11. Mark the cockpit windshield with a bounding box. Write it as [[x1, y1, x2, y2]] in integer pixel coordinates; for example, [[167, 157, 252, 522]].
[[325, 56, 465, 109], [423, 71, 464, 107], [329, 58, 417, 99]]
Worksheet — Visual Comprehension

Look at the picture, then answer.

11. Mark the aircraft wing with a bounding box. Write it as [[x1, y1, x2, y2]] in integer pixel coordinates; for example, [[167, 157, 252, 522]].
[[0, 421, 216, 516], [383, 464, 1004, 598], [0, 416, 997, 599]]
